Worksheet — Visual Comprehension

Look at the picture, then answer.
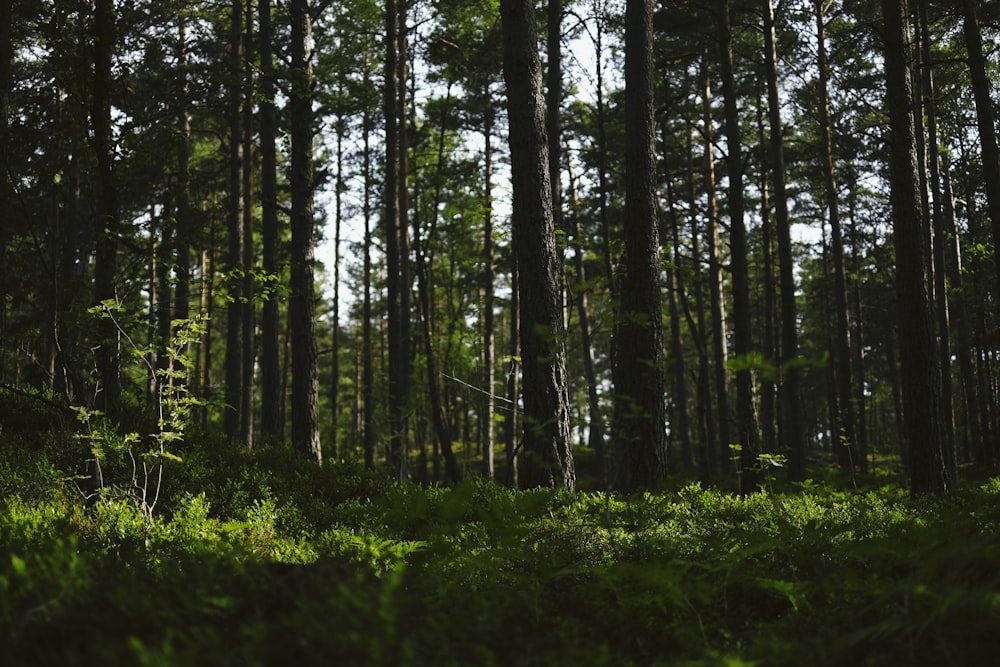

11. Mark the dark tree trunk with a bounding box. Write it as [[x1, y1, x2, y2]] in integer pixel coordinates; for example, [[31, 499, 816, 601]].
[[961, 0, 1000, 315], [362, 106, 376, 469], [224, 0, 246, 442], [289, 0, 321, 462], [881, 0, 952, 494], [701, 53, 731, 476], [384, 0, 410, 481], [259, 0, 282, 441], [91, 0, 122, 421], [813, 0, 855, 474], [612, 0, 667, 491], [764, 0, 805, 478], [500, 0, 574, 490], [719, 0, 760, 491], [481, 110, 497, 478]]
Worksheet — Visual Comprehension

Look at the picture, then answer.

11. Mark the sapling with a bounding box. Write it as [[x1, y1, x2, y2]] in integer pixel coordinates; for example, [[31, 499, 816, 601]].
[[77, 300, 205, 519]]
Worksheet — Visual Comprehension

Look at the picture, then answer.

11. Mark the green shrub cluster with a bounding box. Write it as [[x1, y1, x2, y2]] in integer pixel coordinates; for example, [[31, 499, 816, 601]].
[[2, 387, 1000, 665]]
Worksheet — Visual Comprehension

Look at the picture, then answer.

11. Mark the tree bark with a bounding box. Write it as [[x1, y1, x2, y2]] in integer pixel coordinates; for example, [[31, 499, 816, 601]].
[[500, 0, 575, 489], [259, 0, 282, 441], [961, 0, 1000, 316], [385, 0, 410, 481], [719, 0, 760, 491], [91, 0, 122, 421], [881, 0, 951, 494], [289, 0, 321, 462], [611, 0, 667, 491], [224, 0, 246, 441], [701, 52, 731, 476], [764, 0, 805, 477]]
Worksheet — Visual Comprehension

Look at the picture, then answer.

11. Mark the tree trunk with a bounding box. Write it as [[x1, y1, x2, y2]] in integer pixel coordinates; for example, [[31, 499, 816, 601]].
[[611, 0, 667, 491], [500, 0, 575, 489], [719, 0, 760, 491], [224, 0, 246, 441], [481, 109, 497, 478], [813, 0, 855, 475], [764, 0, 804, 476], [702, 52, 731, 476], [259, 0, 282, 441], [961, 0, 1000, 316], [385, 0, 410, 481], [881, 0, 951, 494], [289, 0, 321, 462], [91, 0, 122, 421]]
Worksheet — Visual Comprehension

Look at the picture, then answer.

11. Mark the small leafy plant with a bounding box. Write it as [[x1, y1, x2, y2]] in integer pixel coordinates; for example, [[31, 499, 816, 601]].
[[79, 302, 205, 519]]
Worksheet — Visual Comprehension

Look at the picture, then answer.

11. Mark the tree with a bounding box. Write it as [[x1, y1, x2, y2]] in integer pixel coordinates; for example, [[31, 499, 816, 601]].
[[91, 0, 123, 421], [259, 0, 282, 441], [499, 0, 575, 490], [880, 0, 952, 494], [611, 0, 667, 491], [960, 0, 1000, 319], [384, 0, 411, 481], [718, 0, 760, 490], [289, 0, 322, 462], [762, 0, 805, 480]]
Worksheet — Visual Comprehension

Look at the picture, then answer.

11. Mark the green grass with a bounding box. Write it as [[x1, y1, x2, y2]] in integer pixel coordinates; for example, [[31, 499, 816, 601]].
[[2, 389, 1000, 665]]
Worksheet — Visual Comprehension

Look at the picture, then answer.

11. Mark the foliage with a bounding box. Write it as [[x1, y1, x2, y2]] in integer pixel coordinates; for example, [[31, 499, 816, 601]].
[[2, 398, 1000, 665]]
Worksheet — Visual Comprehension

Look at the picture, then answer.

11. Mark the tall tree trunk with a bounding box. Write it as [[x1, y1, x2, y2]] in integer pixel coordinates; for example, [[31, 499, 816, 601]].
[[385, 0, 410, 481], [881, 0, 952, 494], [686, 123, 717, 480], [666, 181, 695, 473], [362, 105, 376, 469], [754, 99, 778, 459], [942, 166, 983, 463], [289, 0, 321, 462], [919, 0, 956, 480], [330, 115, 344, 459], [813, 0, 855, 475], [173, 16, 192, 352], [91, 0, 122, 421], [240, 0, 255, 448], [259, 0, 282, 440], [481, 109, 497, 478], [702, 52, 731, 476], [500, 0, 575, 489], [961, 0, 1000, 313], [224, 0, 246, 441], [612, 0, 667, 491], [719, 0, 760, 491], [505, 264, 521, 488], [566, 156, 605, 469]]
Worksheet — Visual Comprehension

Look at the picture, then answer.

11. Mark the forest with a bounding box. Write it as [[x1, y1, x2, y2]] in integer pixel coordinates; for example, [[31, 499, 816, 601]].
[[3, 0, 1000, 663]]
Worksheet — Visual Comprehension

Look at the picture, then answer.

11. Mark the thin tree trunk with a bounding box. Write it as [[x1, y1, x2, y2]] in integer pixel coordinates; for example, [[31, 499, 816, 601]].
[[566, 156, 605, 469], [919, 0, 956, 480], [702, 52, 731, 475], [814, 0, 854, 474], [482, 109, 497, 478]]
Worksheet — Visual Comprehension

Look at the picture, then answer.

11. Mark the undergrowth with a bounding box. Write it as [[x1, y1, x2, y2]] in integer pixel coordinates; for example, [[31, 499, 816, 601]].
[[2, 387, 1000, 665]]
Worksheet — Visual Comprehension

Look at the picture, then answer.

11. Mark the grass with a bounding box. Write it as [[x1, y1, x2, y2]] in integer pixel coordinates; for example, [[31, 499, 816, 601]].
[[2, 387, 1000, 665]]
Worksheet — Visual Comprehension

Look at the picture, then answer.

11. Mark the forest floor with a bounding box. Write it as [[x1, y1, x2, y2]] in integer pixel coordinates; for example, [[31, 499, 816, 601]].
[[2, 386, 999, 666]]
